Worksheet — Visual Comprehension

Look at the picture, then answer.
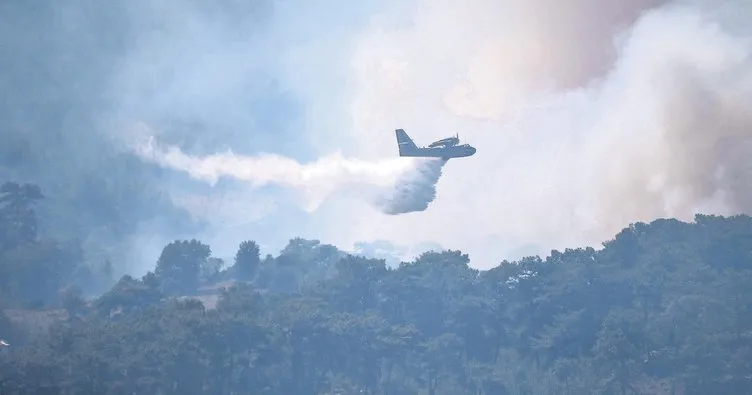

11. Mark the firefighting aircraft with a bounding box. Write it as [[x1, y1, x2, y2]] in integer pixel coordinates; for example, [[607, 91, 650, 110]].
[[395, 128, 476, 159]]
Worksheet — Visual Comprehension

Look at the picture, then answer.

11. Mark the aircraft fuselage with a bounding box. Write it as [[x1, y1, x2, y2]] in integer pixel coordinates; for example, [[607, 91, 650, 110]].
[[395, 128, 476, 160], [399, 145, 476, 159]]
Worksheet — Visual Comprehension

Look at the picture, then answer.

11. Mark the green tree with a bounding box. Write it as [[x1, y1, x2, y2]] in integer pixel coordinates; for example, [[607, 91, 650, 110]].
[[234, 240, 261, 281], [93, 275, 164, 317], [154, 239, 211, 295], [3, 211, 752, 394]]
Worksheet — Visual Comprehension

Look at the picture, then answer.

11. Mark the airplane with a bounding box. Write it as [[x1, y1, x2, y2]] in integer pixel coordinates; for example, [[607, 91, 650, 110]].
[[395, 128, 476, 159]]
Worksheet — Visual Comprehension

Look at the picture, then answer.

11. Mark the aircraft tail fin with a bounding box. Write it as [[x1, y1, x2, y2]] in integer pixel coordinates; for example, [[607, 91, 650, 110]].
[[395, 128, 418, 155]]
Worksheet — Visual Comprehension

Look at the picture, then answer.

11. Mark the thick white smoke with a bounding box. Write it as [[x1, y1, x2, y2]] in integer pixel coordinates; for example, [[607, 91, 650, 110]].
[[131, 130, 448, 215], [104, 0, 752, 268], [315, 0, 752, 265]]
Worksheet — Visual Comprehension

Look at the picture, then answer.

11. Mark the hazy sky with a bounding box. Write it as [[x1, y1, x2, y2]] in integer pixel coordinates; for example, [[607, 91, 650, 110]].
[[5, 0, 752, 272], [128, 0, 752, 269]]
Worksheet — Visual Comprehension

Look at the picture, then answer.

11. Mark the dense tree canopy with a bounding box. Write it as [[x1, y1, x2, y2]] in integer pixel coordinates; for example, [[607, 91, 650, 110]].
[[1, 182, 751, 394]]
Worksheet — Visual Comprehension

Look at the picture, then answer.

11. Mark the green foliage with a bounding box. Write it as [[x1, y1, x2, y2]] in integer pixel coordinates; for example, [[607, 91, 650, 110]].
[[93, 275, 164, 317], [155, 239, 212, 295], [2, 181, 752, 394], [234, 240, 261, 280]]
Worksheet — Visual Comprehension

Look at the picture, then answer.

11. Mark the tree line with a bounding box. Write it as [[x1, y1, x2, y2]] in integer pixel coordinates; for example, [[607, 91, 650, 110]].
[[1, 180, 751, 394]]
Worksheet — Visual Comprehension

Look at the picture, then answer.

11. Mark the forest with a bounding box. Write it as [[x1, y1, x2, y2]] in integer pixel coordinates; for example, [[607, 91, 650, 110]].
[[1, 180, 751, 395]]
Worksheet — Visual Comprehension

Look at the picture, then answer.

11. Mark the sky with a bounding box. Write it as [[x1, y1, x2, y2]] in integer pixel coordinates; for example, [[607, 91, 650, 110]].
[[4, 0, 752, 273]]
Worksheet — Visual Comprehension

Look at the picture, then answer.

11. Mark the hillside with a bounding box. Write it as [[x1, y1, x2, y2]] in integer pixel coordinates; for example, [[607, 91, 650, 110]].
[[2, 181, 752, 394]]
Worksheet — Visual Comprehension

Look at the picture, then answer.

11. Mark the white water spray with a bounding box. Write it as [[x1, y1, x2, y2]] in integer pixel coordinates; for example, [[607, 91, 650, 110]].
[[131, 131, 449, 214]]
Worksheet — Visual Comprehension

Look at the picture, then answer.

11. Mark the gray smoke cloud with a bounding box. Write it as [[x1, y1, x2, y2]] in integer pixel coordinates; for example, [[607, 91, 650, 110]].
[[0, 1, 207, 281], [7, 0, 752, 273], [0, 0, 374, 276]]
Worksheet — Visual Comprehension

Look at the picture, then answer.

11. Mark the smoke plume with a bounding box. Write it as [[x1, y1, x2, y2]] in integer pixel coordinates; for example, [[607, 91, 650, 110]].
[[124, 0, 752, 266], [8, 0, 752, 273], [321, 0, 752, 265]]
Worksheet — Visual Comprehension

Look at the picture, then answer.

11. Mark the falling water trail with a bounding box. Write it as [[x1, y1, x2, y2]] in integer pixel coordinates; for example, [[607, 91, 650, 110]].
[[130, 133, 449, 214]]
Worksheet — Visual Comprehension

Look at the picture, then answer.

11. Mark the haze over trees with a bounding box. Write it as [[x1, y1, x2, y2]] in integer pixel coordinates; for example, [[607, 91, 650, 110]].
[[1, 180, 751, 394]]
